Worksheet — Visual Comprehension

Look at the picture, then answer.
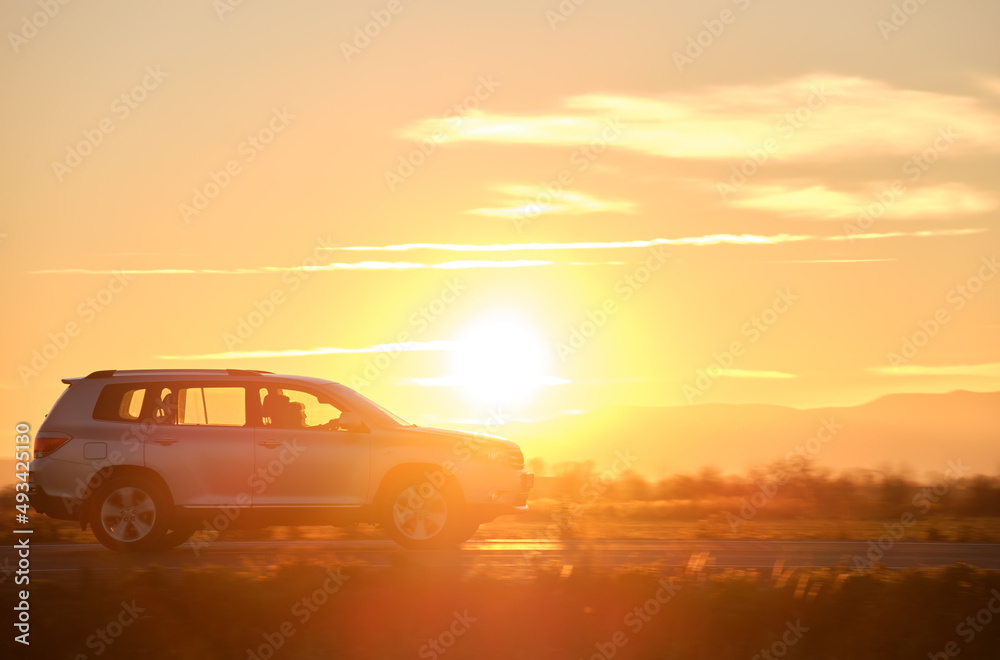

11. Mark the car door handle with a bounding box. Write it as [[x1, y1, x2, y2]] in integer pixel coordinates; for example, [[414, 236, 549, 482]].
[[258, 440, 283, 449], [153, 439, 178, 446]]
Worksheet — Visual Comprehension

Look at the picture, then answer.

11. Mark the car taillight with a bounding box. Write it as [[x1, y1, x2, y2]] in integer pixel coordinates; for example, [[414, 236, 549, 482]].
[[34, 433, 72, 458]]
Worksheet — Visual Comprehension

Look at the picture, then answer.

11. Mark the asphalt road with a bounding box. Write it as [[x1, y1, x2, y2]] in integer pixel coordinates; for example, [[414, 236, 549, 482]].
[[13, 539, 1000, 580]]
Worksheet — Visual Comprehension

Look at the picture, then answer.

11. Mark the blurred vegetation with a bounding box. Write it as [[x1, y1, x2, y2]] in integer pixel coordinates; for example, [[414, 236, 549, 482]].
[[507, 460, 1000, 542], [6, 462, 1000, 544], [3, 562, 999, 659]]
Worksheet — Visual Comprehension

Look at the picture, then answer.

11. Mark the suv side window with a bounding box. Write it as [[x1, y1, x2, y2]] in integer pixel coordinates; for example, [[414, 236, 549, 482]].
[[258, 387, 344, 430], [174, 386, 246, 426]]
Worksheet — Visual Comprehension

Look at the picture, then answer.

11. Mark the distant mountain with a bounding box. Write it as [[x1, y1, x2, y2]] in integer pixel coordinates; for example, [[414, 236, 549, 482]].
[[461, 391, 1000, 479]]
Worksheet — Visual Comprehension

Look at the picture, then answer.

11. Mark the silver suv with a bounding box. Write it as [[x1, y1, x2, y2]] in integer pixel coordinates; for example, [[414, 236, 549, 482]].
[[29, 369, 533, 551]]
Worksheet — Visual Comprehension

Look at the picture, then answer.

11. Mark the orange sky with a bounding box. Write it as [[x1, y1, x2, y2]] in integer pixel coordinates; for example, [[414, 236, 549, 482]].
[[2, 0, 999, 430]]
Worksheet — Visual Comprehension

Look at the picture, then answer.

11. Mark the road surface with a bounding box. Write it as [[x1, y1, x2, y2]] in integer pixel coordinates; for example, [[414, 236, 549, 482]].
[[14, 539, 1000, 580]]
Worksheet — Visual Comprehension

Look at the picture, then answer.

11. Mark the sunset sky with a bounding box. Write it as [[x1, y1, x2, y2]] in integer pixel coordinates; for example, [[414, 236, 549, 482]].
[[3, 0, 999, 432]]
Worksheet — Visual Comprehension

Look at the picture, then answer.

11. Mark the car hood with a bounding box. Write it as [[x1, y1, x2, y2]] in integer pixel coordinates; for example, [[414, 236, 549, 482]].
[[403, 425, 519, 449]]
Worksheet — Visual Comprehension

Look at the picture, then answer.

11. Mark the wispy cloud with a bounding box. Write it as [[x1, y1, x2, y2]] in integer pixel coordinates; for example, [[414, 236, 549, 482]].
[[399, 375, 571, 387], [325, 235, 808, 253], [825, 228, 985, 242], [754, 259, 897, 264], [407, 75, 1000, 161], [467, 185, 636, 218], [729, 183, 997, 219], [718, 369, 798, 379], [156, 340, 457, 361], [323, 229, 985, 254], [869, 363, 1000, 377], [30, 229, 986, 275], [32, 260, 559, 274]]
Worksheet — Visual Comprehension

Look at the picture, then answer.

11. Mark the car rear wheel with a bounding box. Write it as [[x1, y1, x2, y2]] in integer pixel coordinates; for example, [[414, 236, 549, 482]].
[[89, 477, 169, 552], [159, 521, 197, 549], [383, 476, 464, 549]]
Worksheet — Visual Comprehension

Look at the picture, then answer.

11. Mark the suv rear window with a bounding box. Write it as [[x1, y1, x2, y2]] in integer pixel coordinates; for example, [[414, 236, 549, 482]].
[[94, 383, 248, 426], [94, 384, 148, 422]]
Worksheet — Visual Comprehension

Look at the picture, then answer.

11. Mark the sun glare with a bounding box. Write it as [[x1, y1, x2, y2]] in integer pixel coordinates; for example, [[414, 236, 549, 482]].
[[452, 314, 551, 404]]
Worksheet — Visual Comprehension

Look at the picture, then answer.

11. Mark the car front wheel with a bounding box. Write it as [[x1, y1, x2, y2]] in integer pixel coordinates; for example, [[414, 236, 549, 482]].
[[383, 476, 465, 549]]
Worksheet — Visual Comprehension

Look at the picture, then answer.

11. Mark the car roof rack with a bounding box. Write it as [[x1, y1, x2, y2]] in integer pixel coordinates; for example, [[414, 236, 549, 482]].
[[81, 369, 274, 379]]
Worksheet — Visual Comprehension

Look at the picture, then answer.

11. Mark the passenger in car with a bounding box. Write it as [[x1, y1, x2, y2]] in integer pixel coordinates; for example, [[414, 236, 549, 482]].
[[261, 393, 308, 428], [285, 401, 308, 428], [261, 393, 290, 427], [154, 391, 178, 425]]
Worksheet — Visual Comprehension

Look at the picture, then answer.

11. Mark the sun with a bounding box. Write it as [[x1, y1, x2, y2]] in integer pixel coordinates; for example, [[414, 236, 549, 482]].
[[451, 313, 551, 405]]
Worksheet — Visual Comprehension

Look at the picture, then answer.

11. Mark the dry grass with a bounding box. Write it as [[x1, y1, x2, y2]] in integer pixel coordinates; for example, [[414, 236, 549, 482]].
[[5, 562, 1000, 659]]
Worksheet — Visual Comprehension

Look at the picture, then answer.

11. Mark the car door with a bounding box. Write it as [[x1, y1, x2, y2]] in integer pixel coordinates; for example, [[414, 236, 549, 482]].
[[250, 385, 371, 507], [143, 383, 255, 508]]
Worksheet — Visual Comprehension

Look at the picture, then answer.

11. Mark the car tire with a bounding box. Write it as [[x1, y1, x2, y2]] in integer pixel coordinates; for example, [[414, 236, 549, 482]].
[[158, 521, 197, 549], [89, 476, 169, 552], [383, 474, 465, 549], [450, 517, 480, 544]]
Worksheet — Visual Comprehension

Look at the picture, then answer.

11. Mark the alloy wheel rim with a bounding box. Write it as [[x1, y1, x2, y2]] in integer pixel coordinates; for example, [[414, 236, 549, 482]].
[[392, 486, 448, 541], [100, 486, 156, 542]]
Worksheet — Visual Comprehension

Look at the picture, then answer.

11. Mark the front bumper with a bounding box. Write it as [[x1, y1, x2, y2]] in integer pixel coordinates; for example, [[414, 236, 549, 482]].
[[467, 472, 533, 522], [515, 472, 534, 506]]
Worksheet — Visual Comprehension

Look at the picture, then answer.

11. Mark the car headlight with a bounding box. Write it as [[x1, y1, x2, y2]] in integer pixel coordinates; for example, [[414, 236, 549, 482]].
[[481, 446, 507, 463], [477, 445, 524, 468]]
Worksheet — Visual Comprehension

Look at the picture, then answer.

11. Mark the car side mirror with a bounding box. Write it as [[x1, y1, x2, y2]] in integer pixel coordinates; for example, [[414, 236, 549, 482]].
[[337, 411, 367, 432]]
